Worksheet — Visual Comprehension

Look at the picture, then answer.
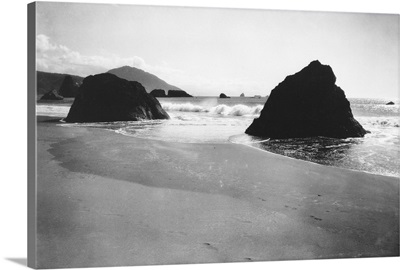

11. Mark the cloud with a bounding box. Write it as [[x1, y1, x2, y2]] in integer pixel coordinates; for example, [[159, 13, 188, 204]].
[[36, 34, 150, 76], [35, 35, 263, 96], [36, 34, 59, 52]]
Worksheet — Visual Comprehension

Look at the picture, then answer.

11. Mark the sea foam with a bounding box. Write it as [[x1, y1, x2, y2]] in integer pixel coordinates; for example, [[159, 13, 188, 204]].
[[358, 116, 400, 128], [36, 104, 70, 117], [161, 102, 263, 116]]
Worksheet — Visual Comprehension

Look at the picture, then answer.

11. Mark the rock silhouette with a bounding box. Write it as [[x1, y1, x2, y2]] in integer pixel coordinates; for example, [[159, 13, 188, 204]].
[[245, 60, 367, 139], [386, 101, 395, 105], [219, 93, 230, 98], [150, 89, 167, 97], [240, 93, 245, 97], [37, 71, 83, 96], [59, 75, 79, 97], [40, 89, 63, 100], [65, 73, 169, 123], [167, 90, 192, 97]]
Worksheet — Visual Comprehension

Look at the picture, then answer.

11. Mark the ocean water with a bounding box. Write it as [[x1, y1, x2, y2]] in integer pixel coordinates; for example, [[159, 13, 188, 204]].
[[37, 97, 399, 177]]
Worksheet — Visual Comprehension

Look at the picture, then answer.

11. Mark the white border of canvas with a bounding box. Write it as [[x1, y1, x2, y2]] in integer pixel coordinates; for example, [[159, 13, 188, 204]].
[[1, 0, 399, 270]]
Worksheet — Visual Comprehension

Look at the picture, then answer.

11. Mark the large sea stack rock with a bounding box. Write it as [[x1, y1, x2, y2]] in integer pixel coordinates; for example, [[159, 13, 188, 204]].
[[150, 89, 167, 97], [219, 93, 230, 98], [167, 90, 193, 97], [40, 89, 63, 100], [245, 60, 367, 139], [65, 73, 169, 123], [59, 75, 79, 97]]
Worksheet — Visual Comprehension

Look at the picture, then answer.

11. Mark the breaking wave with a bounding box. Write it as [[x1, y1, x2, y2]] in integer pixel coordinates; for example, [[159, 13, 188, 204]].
[[161, 102, 263, 116], [358, 116, 400, 128], [36, 104, 70, 117]]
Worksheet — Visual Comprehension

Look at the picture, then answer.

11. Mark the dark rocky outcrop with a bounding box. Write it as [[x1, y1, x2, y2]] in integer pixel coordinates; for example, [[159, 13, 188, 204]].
[[59, 75, 79, 97], [240, 93, 245, 97], [65, 73, 169, 123], [167, 90, 193, 97], [149, 89, 192, 98], [37, 71, 83, 96], [219, 93, 230, 98], [245, 60, 367, 139], [40, 89, 64, 100], [386, 101, 395, 105], [150, 89, 167, 97]]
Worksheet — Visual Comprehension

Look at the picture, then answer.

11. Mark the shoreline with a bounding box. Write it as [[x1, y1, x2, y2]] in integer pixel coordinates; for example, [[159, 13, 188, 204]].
[[237, 141, 400, 179], [36, 115, 399, 268], [43, 115, 399, 179]]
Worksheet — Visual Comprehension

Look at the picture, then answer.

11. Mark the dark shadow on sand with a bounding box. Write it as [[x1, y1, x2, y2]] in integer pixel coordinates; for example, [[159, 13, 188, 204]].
[[5, 258, 27, 267]]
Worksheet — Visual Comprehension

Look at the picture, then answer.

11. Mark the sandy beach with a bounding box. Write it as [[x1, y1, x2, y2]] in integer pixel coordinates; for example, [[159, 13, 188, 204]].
[[36, 116, 399, 268]]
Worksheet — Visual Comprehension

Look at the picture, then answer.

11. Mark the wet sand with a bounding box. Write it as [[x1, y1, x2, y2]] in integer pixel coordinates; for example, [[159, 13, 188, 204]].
[[36, 116, 399, 268]]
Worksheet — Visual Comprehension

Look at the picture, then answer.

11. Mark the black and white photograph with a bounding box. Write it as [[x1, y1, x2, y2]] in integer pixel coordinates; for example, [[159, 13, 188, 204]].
[[1, 1, 400, 270]]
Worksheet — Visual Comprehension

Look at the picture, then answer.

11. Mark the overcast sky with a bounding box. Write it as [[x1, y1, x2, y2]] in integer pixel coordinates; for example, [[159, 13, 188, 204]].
[[36, 2, 398, 98]]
